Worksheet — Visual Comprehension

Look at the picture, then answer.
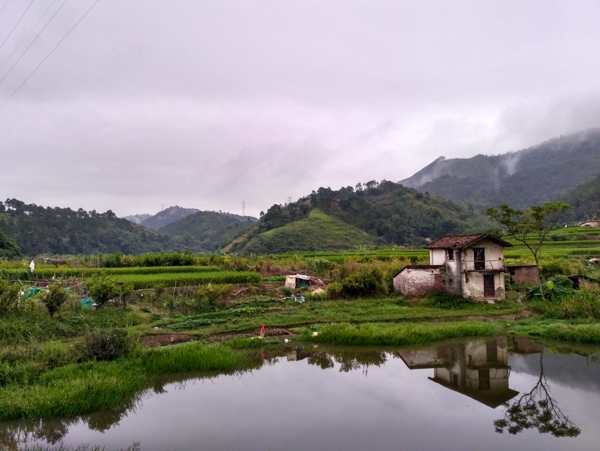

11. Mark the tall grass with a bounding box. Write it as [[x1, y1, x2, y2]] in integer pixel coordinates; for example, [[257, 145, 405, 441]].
[[0, 341, 249, 421], [0, 361, 145, 421], [142, 342, 242, 374], [512, 323, 600, 344], [301, 321, 502, 346], [529, 288, 600, 320]]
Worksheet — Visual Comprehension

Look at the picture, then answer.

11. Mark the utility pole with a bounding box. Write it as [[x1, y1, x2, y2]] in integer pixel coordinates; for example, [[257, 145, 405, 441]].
[[242, 200, 245, 217]]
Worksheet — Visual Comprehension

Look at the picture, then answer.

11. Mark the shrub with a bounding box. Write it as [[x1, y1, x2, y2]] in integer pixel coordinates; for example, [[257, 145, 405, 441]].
[[305, 258, 334, 277], [87, 273, 132, 308], [425, 291, 476, 309], [338, 267, 387, 299], [85, 329, 132, 361], [195, 283, 234, 308], [325, 281, 344, 299], [0, 278, 22, 316], [527, 275, 576, 302], [42, 283, 69, 318]]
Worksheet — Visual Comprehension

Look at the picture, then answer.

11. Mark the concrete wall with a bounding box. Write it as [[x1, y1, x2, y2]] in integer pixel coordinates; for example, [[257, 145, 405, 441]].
[[462, 239, 506, 271], [430, 249, 446, 265], [393, 267, 443, 297]]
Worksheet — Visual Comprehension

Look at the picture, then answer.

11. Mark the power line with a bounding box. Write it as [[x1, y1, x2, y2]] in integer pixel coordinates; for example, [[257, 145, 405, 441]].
[[0, 0, 36, 52], [0, 0, 100, 111], [0, 0, 61, 73], [0, 0, 67, 87], [0, 0, 11, 19]]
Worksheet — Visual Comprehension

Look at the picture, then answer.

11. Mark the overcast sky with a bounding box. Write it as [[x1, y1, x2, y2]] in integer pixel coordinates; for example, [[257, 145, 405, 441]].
[[1, 0, 599, 218]]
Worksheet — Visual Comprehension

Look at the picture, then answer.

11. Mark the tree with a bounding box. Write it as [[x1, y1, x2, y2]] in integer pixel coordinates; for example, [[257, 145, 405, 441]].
[[0, 229, 21, 259], [486, 202, 570, 299], [494, 348, 580, 438], [87, 273, 123, 308], [42, 283, 69, 318]]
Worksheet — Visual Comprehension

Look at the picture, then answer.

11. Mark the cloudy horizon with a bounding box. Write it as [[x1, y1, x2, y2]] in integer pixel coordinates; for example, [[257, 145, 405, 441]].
[[1, 0, 599, 218]]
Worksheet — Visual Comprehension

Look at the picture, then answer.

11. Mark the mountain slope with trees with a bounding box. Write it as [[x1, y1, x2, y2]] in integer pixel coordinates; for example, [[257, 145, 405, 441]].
[[160, 210, 257, 252], [0, 199, 183, 256], [563, 173, 600, 221], [401, 128, 600, 208], [226, 180, 493, 254], [139, 206, 199, 229]]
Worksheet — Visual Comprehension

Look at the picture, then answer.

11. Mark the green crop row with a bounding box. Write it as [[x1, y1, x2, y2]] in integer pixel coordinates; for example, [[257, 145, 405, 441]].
[[107, 271, 262, 289], [1, 265, 221, 281]]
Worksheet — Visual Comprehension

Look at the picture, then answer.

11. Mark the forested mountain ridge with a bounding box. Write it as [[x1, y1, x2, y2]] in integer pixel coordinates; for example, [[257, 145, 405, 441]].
[[0, 199, 258, 257], [564, 173, 600, 221], [401, 128, 600, 208], [225, 180, 494, 254], [0, 199, 183, 256], [160, 210, 257, 252], [137, 206, 199, 230]]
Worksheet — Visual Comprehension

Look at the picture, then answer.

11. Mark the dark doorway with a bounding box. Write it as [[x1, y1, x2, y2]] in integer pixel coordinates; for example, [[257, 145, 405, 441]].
[[483, 274, 495, 297]]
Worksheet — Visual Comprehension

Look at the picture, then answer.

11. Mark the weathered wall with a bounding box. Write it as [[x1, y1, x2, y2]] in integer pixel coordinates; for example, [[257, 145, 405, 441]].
[[463, 239, 506, 271], [430, 249, 446, 265], [393, 266, 443, 297], [462, 271, 505, 300], [509, 266, 539, 285]]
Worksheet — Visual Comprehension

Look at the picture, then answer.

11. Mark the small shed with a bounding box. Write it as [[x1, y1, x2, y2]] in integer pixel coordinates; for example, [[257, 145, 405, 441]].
[[507, 265, 539, 285], [393, 265, 444, 297], [284, 274, 312, 289]]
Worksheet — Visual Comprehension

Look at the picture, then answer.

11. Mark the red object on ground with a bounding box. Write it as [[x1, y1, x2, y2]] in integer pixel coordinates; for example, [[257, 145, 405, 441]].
[[261, 324, 265, 330]]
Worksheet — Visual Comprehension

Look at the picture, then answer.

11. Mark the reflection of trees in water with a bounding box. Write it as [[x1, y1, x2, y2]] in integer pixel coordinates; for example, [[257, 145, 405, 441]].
[[0, 397, 144, 449], [307, 348, 387, 375], [0, 417, 77, 449], [494, 350, 580, 438]]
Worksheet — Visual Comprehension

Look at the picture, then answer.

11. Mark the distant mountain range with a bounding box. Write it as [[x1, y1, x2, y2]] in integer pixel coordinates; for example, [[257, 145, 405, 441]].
[[0, 201, 255, 256], [3, 129, 600, 257], [401, 128, 600, 210]]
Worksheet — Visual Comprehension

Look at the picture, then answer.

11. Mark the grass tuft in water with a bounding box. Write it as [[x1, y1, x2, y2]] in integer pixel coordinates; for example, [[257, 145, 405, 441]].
[[301, 321, 502, 346], [142, 342, 242, 374], [512, 322, 600, 344]]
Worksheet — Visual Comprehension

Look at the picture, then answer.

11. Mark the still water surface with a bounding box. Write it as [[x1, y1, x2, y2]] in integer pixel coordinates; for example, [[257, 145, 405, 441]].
[[3, 336, 600, 451]]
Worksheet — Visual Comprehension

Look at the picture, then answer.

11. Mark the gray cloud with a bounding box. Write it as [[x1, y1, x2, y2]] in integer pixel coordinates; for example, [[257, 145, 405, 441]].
[[1, 0, 599, 217]]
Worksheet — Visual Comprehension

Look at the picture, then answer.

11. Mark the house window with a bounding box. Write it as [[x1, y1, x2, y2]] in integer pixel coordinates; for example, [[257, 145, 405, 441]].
[[486, 339, 498, 362], [473, 248, 485, 270], [446, 249, 454, 261], [479, 369, 491, 390], [451, 372, 459, 386]]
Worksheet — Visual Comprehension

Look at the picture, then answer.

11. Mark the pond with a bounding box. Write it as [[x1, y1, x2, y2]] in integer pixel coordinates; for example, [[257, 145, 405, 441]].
[[3, 336, 600, 451]]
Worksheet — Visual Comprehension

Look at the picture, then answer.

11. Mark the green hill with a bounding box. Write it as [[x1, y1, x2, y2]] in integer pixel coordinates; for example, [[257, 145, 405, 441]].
[[161, 210, 256, 252], [226, 180, 493, 254], [230, 209, 376, 254]]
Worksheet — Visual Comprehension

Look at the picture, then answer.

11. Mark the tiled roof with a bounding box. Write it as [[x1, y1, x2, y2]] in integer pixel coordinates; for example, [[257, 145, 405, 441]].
[[426, 234, 512, 249]]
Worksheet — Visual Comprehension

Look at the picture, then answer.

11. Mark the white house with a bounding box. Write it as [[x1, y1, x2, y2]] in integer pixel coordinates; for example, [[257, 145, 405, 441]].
[[393, 234, 512, 300]]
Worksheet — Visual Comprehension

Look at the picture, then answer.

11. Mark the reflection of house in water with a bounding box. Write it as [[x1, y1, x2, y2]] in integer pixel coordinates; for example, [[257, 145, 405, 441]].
[[398, 337, 518, 408], [286, 346, 312, 362]]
